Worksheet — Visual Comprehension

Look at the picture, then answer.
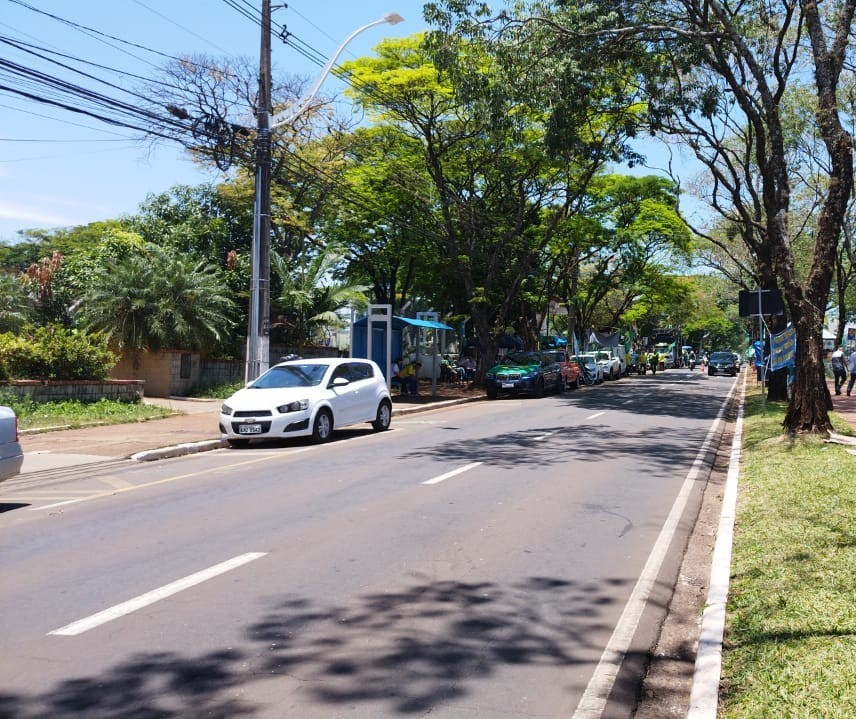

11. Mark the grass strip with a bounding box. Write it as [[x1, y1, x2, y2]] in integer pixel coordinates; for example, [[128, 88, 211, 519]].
[[719, 382, 856, 718], [9, 397, 171, 431]]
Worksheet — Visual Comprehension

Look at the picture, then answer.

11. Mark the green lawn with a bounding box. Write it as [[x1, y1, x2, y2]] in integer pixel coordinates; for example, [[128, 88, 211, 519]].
[[719, 383, 856, 718], [6, 397, 171, 431]]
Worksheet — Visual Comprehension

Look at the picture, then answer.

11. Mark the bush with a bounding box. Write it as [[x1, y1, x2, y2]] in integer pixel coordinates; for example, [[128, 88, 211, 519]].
[[0, 325, 117, 380]]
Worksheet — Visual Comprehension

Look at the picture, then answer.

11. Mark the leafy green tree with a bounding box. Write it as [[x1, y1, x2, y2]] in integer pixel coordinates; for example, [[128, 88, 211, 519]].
[[127, 184, 253, 264], [0, 220, 127, 273], [561, 174, 692, 338], [319, 126, 444, 313], [77, 244, 235, 360], [342, 33, 641, 368]]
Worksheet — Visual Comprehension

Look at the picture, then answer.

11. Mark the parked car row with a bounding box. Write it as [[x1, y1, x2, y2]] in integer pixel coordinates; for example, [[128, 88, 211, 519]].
[[484, 344, 743, 400], [485, 346, 630, 398]]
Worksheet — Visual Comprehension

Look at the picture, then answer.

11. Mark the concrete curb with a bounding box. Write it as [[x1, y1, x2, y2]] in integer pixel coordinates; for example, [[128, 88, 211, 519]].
[[130, 439, 228, 462], [687, 371, 745, 717], [130, 395, 486, 462]]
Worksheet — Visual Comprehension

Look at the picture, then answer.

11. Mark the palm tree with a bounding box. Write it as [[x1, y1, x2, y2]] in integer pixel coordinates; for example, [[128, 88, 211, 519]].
[[271, 245, 368, 349], [78, 244, 235, 360]]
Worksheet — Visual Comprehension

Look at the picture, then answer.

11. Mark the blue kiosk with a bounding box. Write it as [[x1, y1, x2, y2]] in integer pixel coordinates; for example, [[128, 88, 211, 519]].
[[351, 304, 453, 395]]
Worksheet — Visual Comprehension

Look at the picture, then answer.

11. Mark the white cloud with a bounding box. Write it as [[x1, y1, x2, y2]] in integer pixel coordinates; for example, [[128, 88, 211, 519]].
[[0, 201, 83, 228]]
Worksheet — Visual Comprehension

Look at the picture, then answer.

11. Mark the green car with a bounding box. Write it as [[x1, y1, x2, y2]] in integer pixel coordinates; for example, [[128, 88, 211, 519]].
[[484, 351, 563, 399]]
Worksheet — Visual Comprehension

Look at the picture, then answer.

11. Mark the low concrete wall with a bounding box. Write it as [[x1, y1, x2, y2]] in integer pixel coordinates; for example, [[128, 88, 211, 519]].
[[0, 379, 145, 403], [110, 351, 199, 397]]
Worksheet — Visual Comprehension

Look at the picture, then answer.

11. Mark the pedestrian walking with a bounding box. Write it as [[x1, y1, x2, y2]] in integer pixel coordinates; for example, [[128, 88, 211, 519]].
[[832, 345, 847, 394], [847, 350, 856, 396]]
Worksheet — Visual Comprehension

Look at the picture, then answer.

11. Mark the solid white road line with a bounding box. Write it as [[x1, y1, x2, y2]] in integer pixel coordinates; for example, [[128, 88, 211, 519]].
[[422, 462, 483, 485], [687, 373, 746, 718], [586, 412, 605, 420], [48, 552, 268, 637], [571, 378, 738, 718]]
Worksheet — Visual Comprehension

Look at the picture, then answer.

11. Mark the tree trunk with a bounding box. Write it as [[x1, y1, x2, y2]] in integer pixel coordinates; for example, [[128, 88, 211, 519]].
[[782, 311, 833, 434], [469, 305, 498, 386]]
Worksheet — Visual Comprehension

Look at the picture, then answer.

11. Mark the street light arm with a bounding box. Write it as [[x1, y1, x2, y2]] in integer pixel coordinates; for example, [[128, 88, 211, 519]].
[[270, 12, 403, 129]]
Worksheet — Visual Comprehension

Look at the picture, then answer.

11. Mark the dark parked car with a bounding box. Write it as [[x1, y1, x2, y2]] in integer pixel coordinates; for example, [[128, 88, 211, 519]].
[[708, 351, 738, 376], [485, 351, 563, 399]]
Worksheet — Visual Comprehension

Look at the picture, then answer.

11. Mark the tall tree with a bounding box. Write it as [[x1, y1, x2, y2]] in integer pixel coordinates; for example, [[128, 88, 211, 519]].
[[433, 0, 855, 432], [343, 32, 645, 369]]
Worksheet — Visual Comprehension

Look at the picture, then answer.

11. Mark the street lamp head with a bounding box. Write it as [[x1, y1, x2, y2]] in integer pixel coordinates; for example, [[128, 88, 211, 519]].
[[384, 12, 404, 25]]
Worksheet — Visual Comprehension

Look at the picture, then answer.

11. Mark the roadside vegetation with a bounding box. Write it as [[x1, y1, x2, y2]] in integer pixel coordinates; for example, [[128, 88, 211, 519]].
[[187, 379, 244, 400], [5, 397, 170, 431], [721, 382, 856, 717]]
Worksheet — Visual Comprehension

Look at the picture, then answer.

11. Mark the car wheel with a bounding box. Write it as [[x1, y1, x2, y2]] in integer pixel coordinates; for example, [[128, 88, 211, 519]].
[[312, 408, 333, 443], [227, 438, 250, 449], [534, 378, 545, 398], [557, 376, 566, 394], [708, 369, 715, 376], [574, 374, 581, 389], [486, 385, 498, 400], [372, 399, 392, 432]]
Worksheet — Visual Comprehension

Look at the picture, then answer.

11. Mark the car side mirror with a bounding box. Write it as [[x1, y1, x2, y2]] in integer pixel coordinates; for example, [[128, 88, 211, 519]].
[[331, 376, 350, 388]]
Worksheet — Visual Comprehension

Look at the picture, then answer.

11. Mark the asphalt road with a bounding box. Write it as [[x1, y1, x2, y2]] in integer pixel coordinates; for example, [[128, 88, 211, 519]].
[[0, 369, 737, 719]]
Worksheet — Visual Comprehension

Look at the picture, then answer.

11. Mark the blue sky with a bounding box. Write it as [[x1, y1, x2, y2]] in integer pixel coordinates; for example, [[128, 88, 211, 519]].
[[0, 0, 430, 243]]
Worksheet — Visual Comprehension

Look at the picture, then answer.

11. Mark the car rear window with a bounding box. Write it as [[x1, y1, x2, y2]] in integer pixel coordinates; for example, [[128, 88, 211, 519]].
[[710, 352, 733, 361]]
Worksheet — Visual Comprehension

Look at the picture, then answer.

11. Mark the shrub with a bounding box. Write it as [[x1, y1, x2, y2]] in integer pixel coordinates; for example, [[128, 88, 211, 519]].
[[0, 325, 117, 380]]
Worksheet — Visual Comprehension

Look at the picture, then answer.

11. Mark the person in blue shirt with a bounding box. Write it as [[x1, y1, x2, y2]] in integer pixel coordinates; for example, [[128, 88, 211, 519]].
[[846, 350, 856, 396]]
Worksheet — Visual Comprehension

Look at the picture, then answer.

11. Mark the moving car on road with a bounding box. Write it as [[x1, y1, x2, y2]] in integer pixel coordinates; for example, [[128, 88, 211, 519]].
[[219, 358, 392, 447], [0, 406, 23, 482], [485, 351, 563, 399], [708, 351, 738, 376]]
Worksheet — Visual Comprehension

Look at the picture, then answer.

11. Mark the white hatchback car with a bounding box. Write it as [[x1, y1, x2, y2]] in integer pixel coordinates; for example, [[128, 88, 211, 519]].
[[219, 358, 392, 447]]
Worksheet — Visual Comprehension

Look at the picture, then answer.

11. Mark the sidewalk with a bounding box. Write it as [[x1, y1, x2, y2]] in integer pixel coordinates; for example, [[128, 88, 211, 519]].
[[827, 379, 856, 434], [18, 389, 485, 474]]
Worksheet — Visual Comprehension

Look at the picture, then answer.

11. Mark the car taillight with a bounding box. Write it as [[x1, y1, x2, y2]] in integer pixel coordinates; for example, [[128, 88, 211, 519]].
[[14, 416, 19, 441]]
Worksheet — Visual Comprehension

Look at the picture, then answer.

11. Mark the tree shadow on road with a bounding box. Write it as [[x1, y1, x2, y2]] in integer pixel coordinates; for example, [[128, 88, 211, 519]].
[[1, 573, 667, 718]]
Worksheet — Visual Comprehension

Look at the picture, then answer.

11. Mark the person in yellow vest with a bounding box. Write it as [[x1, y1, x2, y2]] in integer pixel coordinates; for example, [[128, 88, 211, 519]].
[[400, 361, 421, 396]]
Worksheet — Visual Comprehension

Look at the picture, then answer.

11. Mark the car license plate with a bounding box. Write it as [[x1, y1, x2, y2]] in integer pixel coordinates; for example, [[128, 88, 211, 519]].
[[502, 382, 515, 389], [238, 424, 262, 434]]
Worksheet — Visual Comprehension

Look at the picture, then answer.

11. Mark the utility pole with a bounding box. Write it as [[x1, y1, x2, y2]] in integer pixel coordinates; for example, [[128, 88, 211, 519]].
[[246, 0, 272, 383], [245, 6, 402, 383]]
